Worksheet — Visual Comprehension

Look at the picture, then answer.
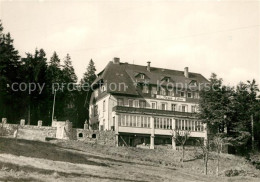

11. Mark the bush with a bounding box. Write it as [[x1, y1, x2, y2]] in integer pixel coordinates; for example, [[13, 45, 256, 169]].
[[224, 169, 245, 177]]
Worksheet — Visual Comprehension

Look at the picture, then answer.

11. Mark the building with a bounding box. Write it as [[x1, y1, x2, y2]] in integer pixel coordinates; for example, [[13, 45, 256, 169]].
[[89, 57, 209, 149]]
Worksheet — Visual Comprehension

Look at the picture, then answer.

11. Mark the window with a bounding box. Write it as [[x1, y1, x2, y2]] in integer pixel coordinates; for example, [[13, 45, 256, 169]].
[[134, 100, 139, 108], [151, 102, 157, 109], [142, 85, 149, 93], [139, 100, 146, 108], [181, 105, 187, 112], [94, 105, 98, 116], [78, 133, 83, 138], [103, 100, 106, 111], [100, 125, 104, 131], [166, 77, 170, 82], [190, 80, 197, 86], [128, 99, 133, 107], [180, 91, 185, 97], [191, 106, 196, 113], [112, 117, 115, 131], [140, 74, 145, 79], [171, 104, 176, 111], [160, 87, 166, 95], [161, 103, 167, 110], [101, 85, 106, 92], [168, 90, 174, 96], [151, 87, 157, 95], [187, 92, 192, 98], [117, 98, 123, 106]]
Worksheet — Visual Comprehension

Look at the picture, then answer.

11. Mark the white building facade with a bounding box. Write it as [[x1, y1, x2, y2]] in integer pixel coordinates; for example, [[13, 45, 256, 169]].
[[89, 58, 208, 149]]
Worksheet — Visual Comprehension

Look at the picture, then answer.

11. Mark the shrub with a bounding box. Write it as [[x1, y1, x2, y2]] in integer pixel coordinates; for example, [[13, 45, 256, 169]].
[[224, 169, 245, 177]]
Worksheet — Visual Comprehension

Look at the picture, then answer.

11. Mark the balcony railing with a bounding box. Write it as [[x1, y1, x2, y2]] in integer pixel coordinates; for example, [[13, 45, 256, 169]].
[[112, 106, 197, 118]]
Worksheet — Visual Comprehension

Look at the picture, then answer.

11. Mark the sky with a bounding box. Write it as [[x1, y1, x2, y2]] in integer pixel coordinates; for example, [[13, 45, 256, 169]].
[[0, 0, 259, 86]]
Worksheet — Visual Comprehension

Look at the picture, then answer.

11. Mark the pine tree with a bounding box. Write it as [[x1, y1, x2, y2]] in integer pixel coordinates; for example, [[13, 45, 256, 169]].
[[62, 54, 77, 83], [81, 59, 96, 85], [45, 52, 64, 121], [61, 54, 78, 122], [198, 73, 233, 133], [199, 73, 260, 154], [21, 49, 48, 125], [0, 20, 21, 122], [48, 51, 62, 84], [76, 59, 97, 128]]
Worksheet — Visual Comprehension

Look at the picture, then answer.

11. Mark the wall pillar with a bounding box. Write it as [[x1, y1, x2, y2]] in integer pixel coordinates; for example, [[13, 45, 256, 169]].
[[172, 118, 176, 150], [150, 117, 155, 149], [84, 121, 88, 130], [20, 119, 25, 126], [2, 118, 7, 124], [63, 120, 73, 140], [115, 114, 119, 147], [37, 120, 42, 127]]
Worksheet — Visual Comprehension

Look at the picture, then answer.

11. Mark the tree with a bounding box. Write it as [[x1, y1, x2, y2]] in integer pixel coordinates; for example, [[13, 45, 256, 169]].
[[212, 133, 227, 176], [196, 137, 210, 175], [21, 49, 48, 125], [81, 59, 96, 85], [61, 54, 78, 122], [0, 20, 21, 122], [75, 59, 96, 128], [198, 73, 233, 134], [226, 80, 259, 153], [46, 52, 64, 121], [62, 54, 77, 83], [172, 129, 191, 164], [199, 73, 260, 155]]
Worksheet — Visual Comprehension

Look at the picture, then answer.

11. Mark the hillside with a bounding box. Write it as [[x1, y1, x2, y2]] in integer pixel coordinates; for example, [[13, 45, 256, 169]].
[[0, 137, 259, 182]]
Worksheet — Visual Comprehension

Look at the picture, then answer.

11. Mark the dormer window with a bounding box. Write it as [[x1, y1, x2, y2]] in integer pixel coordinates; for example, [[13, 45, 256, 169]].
[[101, 85, 106, 92], [140, 74, 145, 79], [142, 85, 149, 93], [166, 78, 170, 82], [151, 87, 157, 95], [180, 91, 185, 97], [190, 80, 197, 86], [160, 87, 166, 96]]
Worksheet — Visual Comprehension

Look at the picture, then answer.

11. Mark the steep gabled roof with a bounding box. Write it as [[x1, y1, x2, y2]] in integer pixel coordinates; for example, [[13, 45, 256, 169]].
[[92, 61, 209, 95], [92, 61, 139, 95]]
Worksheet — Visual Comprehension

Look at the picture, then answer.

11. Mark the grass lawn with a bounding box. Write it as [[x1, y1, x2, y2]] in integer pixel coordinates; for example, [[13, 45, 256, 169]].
[[0, 137, 259, 181]]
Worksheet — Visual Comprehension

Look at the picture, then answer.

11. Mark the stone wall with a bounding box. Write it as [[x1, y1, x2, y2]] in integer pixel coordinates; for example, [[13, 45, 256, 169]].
[[0, 123, 56, 141], [17, 126, 56, 141], [1, 120, 115, 146], [74, 129, 115, 146]]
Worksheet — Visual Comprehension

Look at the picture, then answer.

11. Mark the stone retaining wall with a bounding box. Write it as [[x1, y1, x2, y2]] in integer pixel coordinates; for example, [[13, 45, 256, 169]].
[[74, 129, 115, 146], [0, 123, 56, 141], [0, 122, 115, 145]]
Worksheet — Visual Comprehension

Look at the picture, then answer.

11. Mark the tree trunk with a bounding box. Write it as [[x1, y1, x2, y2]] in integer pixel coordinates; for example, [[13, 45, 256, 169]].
[[204, 153, 208, 175], [216, 151, 219, 176], [182, 145, 184, 164], [28, 104, 31, 125]]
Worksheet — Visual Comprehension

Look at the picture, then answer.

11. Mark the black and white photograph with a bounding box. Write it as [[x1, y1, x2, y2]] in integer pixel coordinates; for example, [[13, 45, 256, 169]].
[[0, 0, 260, 181]]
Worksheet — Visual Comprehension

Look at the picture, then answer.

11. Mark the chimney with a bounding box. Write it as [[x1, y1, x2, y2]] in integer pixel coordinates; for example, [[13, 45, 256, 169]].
[[147, 61, 151, 71], [113, 57, 120, 64], [184, 67, 189, 78]]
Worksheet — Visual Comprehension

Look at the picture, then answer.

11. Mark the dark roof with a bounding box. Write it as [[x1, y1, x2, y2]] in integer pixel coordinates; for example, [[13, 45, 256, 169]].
[[92, 61, 209, 95]]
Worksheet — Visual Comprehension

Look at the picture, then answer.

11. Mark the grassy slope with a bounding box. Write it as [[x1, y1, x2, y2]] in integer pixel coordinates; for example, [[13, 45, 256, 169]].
[[0, 137, 259, 182]]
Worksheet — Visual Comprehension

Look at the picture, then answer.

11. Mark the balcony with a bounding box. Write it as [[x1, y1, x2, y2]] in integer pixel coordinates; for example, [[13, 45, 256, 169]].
[[112, 106, 197, 118]]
